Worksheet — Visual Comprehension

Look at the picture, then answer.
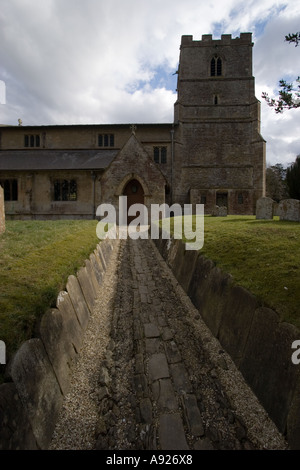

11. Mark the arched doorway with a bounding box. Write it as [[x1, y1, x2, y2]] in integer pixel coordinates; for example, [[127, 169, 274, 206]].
[[123, 179, 144, 224]]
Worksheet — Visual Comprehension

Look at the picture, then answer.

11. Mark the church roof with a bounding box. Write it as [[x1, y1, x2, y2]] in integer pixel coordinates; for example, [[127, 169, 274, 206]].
[[0, 149, 118, 171]]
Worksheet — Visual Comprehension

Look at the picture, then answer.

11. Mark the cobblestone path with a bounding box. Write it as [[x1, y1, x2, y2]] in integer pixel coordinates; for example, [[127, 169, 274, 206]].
[[50, 237, 287, 451]]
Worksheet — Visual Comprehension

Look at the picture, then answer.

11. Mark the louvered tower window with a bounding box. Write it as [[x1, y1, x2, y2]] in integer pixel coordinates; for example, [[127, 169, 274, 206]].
[[211, 57, 222, 76]]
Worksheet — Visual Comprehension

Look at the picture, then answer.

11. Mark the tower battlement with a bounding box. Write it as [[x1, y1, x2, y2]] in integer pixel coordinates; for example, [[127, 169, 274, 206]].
[[181, 32, 253, 47]]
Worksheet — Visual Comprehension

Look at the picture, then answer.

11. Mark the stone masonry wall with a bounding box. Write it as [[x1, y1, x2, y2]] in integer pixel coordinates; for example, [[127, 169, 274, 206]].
[[101, 134, 166, 223], [173, 33, 265, 214]]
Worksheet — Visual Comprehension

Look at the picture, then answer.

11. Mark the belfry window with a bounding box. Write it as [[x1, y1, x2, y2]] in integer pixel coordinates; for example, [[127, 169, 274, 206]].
[[217, 57, 222, 75], [210, 56, 222, 77]]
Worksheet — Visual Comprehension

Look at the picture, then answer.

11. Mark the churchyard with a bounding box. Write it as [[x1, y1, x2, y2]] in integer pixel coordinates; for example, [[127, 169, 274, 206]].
[[0, 215, 299, 384]]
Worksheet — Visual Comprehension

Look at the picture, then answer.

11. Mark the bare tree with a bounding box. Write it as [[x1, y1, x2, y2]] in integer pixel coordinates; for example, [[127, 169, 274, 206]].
[[262, 33, 300, 113]]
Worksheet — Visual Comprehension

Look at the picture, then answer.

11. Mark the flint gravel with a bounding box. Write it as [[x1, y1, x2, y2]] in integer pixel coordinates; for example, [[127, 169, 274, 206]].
[[49, 240, 121, 450]]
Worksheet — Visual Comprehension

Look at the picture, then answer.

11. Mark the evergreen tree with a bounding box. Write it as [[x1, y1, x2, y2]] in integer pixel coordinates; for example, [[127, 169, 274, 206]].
[[286, 155, 300, 200]]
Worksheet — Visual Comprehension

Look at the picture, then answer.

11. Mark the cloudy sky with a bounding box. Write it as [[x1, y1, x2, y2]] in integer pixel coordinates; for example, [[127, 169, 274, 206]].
[[0, 0, 299, 166]]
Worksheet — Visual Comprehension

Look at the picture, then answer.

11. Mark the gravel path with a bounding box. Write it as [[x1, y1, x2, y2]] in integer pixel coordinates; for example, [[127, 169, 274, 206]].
[[49, 239, 121, 450], [49, 237, 288, 451]]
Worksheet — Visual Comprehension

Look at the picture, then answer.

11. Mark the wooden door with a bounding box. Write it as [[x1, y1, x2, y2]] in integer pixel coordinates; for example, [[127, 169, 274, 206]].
[[123, 179, 144, 224]]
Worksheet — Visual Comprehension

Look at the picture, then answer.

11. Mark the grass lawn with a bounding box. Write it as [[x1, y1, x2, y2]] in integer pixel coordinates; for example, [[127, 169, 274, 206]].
[[171, 215, 300, 330], [0, 220, 99, 377], [1, 216, 300, 382]]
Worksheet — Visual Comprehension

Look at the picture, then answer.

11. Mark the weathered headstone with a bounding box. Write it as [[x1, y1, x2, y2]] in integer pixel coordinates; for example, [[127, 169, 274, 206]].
[[256, 197, 274, 220], [212, 205, 227, 217], [0, 383, 38, 450], [278, 199, 300, 222], [0, 185, 5, 234], [7, 338, 63, 449]]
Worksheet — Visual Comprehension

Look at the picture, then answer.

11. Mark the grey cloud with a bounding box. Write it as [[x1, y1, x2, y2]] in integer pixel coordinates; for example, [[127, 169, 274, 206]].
[[0, 0, 299, 167]]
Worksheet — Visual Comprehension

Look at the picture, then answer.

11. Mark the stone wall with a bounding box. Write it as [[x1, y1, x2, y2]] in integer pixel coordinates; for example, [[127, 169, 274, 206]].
[[173, 33, 265, 214], [0, 185, 5, 233], [154, 235, 300, 449], [0, 235, 116, 450], [101, 134, 166, 223], [0, 123, 173, 152], [0, 124, 173, 220]]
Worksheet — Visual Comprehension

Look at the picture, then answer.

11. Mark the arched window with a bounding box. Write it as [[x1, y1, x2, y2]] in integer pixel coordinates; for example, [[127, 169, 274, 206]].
[[217, 57, 222, 76], [210, 58, 216, 76], [210, 56, 222, 77]]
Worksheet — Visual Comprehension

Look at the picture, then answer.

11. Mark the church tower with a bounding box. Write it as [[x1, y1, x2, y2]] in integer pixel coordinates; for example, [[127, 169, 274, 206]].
[[173, 33, 266, 214]]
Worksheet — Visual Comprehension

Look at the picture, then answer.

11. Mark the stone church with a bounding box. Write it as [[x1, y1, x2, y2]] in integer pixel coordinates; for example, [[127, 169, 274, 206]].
[[0, 33, 265, 221]]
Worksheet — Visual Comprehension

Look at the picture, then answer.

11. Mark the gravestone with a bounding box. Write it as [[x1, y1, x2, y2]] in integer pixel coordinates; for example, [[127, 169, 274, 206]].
[[256, 197, 274, 220], [0, 185, 5, 234], [212, 205, 227, 217], [278, 199, 300, 222]]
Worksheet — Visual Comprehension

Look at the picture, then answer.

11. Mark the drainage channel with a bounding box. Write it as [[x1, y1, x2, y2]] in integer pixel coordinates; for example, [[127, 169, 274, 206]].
[[49, 238, 287, 451]]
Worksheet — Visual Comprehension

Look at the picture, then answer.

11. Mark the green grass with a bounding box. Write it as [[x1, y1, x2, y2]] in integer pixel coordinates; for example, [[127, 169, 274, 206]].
[[1, 216, 300, 383], [0, 220, 99, 377], [169, 215, 300, 330]]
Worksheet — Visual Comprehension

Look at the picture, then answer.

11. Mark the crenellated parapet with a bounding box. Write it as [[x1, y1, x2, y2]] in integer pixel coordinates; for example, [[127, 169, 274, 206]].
[[180, 33, 253, 47]]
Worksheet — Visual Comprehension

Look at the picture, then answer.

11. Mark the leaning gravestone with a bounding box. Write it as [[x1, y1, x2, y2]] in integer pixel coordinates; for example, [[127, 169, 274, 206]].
[[278, 199, 300, 222], [256, 197, 274, 220], [0, 185, 5, 234]]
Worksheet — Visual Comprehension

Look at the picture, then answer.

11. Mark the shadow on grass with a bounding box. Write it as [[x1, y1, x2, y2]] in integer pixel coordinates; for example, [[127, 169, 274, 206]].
[[211, 217, 254, 223], [249, 219, 299, 225], [215, 217, 293, 225]]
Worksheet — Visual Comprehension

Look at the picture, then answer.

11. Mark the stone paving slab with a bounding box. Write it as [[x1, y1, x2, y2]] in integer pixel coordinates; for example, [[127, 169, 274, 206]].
[[159, 413, 189, 450], [156, 379, 178, 412], [164, 341, 182, 364], [148, 353, 170, 382], [144, 323, 160, 338], [169, 362, 193, 394], [145, 338, 162, 355]]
